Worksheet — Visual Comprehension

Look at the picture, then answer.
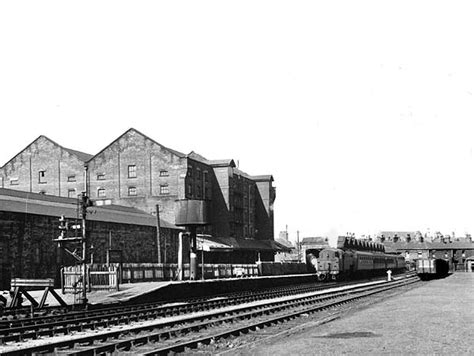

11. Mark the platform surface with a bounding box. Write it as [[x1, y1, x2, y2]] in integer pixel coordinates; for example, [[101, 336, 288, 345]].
[[1, 280, 173, 306], [231, 272, 474, 355], [1, 274, 315, 307]]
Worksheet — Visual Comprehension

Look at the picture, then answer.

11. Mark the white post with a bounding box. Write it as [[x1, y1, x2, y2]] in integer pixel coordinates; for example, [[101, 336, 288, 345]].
[[178, 232, 184, 281]]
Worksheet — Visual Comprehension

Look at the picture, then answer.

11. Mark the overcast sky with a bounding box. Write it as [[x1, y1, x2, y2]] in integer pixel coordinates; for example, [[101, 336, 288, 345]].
[[1, 1, 474, 245]]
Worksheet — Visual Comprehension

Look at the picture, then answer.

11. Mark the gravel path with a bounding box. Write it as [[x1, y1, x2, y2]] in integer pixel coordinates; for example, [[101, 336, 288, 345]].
[[231, 273, 473, 355]]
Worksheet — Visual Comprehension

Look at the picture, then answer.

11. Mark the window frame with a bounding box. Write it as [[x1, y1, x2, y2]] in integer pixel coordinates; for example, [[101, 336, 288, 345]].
[[128, 165, 137, 178], [128, 186, 137, 196], [38, 170, 46, 184], [97, 188, 106, 198], [160, 184, 170, 195]]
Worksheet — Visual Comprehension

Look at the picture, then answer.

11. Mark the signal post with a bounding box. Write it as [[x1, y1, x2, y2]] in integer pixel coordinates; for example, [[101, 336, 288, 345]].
[[54, 192, 93, 306]]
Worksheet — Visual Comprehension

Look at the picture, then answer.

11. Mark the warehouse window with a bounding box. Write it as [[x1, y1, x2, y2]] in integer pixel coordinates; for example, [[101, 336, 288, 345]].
[[160, 185, 169, 195], [97, 188, 106, 198], [128, 187, 137, 196], [159, 170, 169, 177], [68, 189, 76, 198], [38, 170, 46, 183], [67, 175, 76, 182], [97, 173, 105, 180], [10, 178, 18, 185], [128, 165, 137, 178]]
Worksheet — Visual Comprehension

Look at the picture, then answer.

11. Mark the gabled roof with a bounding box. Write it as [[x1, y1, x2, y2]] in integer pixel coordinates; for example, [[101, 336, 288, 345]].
[[199, 236, 291, 252], [233, 168, 253, 180], [87, 128, 186, 162], [209, 159, 236, 168], [187, 151, 210, 164], [301, 237, 329, 245], [1, 135, 92, 168], [275, 237, 295, 249], [61, 147, 94, 162], [384, 241, 474, 251], [250, 175, 274, 182]]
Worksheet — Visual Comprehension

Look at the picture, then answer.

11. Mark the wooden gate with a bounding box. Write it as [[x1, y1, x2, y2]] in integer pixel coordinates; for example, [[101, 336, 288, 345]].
[[62, 265, 119, 293]]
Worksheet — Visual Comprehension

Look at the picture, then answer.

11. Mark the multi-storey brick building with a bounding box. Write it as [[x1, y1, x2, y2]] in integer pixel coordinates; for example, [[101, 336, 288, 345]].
[[0, 135, 91, 198], [0, 128, 276, 241]]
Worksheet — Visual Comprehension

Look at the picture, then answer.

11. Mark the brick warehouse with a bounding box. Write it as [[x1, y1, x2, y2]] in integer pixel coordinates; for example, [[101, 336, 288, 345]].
[[0, 128, 276, 241], [0, 129, 280, 287], [0, 188, 181, 289]]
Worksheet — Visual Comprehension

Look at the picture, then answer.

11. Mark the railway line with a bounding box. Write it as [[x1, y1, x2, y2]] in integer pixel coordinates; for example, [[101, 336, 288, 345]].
[[0, 273, 404, 335], [0, 274, 420, 355]]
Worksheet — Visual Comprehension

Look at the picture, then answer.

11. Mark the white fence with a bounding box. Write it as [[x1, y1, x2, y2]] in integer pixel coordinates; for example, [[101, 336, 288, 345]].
[[62, 265, 119, 293]]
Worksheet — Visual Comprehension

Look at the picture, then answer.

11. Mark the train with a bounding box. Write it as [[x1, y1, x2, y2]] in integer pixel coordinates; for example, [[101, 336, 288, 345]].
[[313, 236, 406, 281], [416, 258, 451, 280]]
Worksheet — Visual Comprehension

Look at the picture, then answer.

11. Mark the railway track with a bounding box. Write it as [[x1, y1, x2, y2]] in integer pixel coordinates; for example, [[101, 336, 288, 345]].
[[0, 273, 404, 335], [0, 274, 420, 355]]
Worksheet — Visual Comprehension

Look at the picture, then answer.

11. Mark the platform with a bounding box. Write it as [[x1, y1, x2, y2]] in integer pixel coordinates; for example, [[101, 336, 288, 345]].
[[1, 281, 173, 307], [2, 274, 318, 307], [236, 272, 474, 355]]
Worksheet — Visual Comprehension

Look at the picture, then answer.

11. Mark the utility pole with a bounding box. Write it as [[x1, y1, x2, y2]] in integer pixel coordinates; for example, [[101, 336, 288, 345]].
[[156, 205, 162, 264], [80, 192, 89, 305], [297, 230, 300, 261]]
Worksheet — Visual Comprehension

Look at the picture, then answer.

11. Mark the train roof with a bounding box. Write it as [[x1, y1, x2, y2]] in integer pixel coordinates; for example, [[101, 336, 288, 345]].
[[337, 236, 385, 253]]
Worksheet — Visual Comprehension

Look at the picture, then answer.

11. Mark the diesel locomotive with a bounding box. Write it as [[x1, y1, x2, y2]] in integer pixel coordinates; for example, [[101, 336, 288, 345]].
[[315, 236, 406, 281]]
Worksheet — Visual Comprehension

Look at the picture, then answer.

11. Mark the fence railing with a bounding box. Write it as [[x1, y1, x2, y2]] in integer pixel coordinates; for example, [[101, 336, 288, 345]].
[[61, 262, 305, 293], [62, 265, 119, 294], [119, 263, 259, 283]]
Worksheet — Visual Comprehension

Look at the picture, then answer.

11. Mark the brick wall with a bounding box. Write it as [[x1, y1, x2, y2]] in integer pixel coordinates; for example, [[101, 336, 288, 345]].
[[88, 129, 188, 224], [0, 210, 180, 290], [0, 136, 87, 198]]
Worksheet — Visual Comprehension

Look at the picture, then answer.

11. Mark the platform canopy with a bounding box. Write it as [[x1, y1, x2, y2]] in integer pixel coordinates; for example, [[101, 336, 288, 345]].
[[196, 235, 291, 253]]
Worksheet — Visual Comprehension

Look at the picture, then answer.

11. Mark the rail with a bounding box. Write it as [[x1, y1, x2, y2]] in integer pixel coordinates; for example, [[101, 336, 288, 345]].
[[0, 275, 420, 355]]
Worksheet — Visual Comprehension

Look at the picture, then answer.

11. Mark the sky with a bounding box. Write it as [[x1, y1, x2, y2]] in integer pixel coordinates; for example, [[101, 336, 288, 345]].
[[1, 1, 474, 246]]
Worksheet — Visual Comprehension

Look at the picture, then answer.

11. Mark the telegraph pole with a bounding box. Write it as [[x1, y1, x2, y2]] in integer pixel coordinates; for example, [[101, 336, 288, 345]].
[[297, 230, 300, 261], [80, 192, 89, 305], [81, 164, 89, 305]]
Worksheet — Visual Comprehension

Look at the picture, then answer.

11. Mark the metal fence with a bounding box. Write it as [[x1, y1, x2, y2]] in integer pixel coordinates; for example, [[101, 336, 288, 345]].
[[61, 263, 260, 293]]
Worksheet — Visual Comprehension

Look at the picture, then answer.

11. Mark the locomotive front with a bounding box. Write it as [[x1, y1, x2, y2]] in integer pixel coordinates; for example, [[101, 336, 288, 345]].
[[317, 248, 343, 281]]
